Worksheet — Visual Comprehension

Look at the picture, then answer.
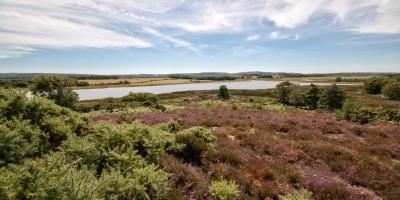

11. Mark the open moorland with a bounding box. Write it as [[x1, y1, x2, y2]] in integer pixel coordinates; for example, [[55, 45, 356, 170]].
[[1, 74, 400, 200]]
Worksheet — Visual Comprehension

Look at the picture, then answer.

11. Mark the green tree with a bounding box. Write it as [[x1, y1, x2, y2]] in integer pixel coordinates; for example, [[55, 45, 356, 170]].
[[319, 84, 345, 110], [218, 85, 230, 100], [363, 76, 391, 94], [382, 81, 400, 100], [274, 81, 293, 104], [305, 84, 320, 110], [30, 75, 78, 108], [288, 86, 306, 106]]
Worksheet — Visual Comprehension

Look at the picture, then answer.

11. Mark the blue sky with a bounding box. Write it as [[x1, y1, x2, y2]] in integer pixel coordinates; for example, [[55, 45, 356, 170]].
[[0, 0, 399, 74]]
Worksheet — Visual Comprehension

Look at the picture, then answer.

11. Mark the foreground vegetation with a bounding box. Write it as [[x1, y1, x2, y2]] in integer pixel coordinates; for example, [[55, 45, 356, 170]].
[[0, 75, 399, 200]]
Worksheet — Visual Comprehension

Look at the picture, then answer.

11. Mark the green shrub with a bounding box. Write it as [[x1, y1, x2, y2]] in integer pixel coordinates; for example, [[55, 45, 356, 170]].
[[99, 166, 168, 200], [319, 84, 345, 110], [274, 82, 292, 104], [0, 152, 169, 200], [0, 96, 86, 165], [175, 133, 208, 164], [183, 126, 216, 143], [122, 92, 159, 104], [218, 85, 231, 100], [0, 119, 43, 166], [278, 188, 313, 200], [288, 86, 306, 106], [156, 120, 182, 133], [374, 107, 400, 122], [0, 153, 102, 200], [364, 76, 391, 94], [92, 122, 178, 159], [382, 81, 400, 100], [209, 179, 240, 200], [337, 101, 375, 124]]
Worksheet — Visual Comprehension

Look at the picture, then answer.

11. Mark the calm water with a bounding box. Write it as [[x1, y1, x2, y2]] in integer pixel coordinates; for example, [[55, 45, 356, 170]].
[[75, 80, 281, 100]]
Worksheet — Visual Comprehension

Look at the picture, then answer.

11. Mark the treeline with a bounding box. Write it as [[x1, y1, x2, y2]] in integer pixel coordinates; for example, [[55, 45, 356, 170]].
[[273, 82, 345, 110], [0, 76, 90, 88], [272, 81, 400, 123], [169, 74, 236, 80]]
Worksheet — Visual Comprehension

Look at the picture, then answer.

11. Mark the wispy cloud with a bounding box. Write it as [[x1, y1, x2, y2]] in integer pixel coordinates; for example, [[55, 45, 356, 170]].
[[247, 35, 261, 41], [0, 0, 399, 59]]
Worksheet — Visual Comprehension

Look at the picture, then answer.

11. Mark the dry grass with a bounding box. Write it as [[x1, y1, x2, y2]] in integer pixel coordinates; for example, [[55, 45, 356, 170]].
[[269, 76, 371, 83]]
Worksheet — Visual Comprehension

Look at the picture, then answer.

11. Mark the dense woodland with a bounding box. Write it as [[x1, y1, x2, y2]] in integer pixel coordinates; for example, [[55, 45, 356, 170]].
[[0, 75, 399, 199]]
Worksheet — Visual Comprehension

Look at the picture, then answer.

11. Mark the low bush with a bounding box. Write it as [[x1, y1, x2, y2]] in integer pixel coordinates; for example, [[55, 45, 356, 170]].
[[160, 155, 209, 199], [182, 126, 216, 143], [337, 101, 375, 124], [174, 133, 208, 164], [209, 179, 240, 200], [382, 80, 400, 100], [122, 92, 159, 104], [364, 76, 391, 94], [156, 120, 182, 133]]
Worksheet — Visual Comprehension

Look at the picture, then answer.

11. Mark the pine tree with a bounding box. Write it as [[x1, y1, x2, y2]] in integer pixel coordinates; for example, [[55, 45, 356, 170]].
[[319, 84, 345, 110], [305, 84, 320, 109], [218, 85, 230, 100]]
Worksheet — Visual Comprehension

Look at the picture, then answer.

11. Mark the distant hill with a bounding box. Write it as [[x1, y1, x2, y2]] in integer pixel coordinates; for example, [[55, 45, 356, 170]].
[[0, 72, 399, 80]]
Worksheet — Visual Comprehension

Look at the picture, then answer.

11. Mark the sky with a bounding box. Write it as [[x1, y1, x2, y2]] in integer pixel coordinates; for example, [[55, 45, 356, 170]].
[[0, 0, 400, 74]]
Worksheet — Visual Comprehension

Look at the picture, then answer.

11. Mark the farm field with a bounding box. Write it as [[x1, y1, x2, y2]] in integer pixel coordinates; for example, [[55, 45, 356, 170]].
[[77, 77, 213, 88]]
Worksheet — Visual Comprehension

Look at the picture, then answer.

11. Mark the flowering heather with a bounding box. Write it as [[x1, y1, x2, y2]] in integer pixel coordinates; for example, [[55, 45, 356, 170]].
[[89, 98, 400, 199]]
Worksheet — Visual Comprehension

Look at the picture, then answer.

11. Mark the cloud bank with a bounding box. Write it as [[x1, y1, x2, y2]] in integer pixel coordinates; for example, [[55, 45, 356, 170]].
[[0, 0, 399, 58]]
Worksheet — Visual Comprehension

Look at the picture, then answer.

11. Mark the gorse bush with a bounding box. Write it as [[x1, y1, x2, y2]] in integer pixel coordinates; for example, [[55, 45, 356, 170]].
[[209, 179, 240, 200], [0, 92, 176, 200], [0, 95, 86, 166], [183, 126, 216, 143], [337, 102, 400, 123], [156, 120, 182, 133], [337, 101, 375, 124]]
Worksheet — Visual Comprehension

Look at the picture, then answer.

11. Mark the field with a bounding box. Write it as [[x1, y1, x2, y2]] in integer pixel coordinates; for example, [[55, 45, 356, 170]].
[[78, 77, 212, 88], [76, 76, 369, 89], [269, 76, 371, 83]]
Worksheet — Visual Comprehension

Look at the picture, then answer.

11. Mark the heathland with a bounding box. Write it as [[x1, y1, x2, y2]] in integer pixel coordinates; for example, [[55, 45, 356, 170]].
[[0, 73, 399, 200]]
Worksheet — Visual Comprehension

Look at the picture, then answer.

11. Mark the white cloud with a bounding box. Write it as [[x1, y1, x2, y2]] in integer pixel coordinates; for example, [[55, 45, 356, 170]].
[[0, 0, 399, 59], [269, 32, 290, 40], [247, 35, 261, 41]]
